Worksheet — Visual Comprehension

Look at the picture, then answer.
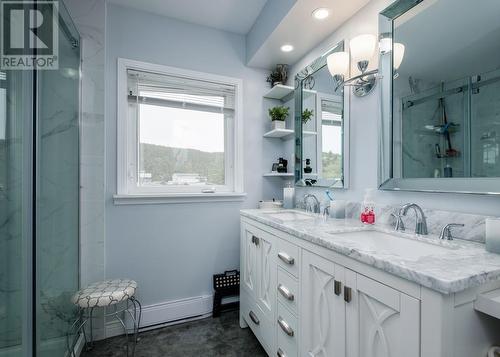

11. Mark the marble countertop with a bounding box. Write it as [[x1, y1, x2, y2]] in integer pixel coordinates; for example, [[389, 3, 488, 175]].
[[241, 209, 500, 294]]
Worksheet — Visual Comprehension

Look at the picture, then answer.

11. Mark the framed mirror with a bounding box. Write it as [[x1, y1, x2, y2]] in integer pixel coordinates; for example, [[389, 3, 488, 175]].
[[294, 41, 350, 188], [379, 0, 500, 195]]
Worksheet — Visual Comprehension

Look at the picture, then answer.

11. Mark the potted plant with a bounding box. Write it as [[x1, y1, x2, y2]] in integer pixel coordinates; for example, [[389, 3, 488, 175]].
[[268, 106, 289, 130], [302, 108, 314, 124], [266, 64, 289, 87]]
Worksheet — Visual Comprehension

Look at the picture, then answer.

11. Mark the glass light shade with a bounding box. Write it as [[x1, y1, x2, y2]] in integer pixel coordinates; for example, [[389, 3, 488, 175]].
[[349, 34, 376, 62], [379, 37, 392, 54], [327, 51, 350, 77], [393, 43, 405, 69]]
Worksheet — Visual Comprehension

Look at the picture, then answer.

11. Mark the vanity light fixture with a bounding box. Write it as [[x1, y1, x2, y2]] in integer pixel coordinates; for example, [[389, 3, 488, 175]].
[[312, 8, 330, 20], [327, 51, 349, 91], [327, 34, 405, 97], [393, 43, 405, 69], [280, 44, 294, 52]]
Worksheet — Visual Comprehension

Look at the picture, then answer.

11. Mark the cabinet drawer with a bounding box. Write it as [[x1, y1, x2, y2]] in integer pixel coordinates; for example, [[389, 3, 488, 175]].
[[277, 238, 300, 278], [277, 268, 298, 314], [241, 289, 275, 355], [277, 302, 298, 357]]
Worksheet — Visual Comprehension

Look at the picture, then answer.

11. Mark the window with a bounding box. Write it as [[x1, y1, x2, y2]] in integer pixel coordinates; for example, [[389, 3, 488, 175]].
[[116, 59, 244, 203], [319, 98, 343, 181]]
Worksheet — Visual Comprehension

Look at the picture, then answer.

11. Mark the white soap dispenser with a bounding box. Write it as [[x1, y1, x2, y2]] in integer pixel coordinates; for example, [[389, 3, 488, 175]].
[[283, 182, 295, 209]]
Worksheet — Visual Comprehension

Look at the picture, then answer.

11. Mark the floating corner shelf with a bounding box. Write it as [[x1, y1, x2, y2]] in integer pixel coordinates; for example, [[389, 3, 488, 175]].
[[303, 131, 317, 137], [263, 173, 294, 178], [263, 84, 294, 100], [263, 128, 294, 139]]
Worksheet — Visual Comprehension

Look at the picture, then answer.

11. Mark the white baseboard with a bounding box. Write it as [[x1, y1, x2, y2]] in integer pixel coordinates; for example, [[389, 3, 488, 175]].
[[105, 294, 215, 338]]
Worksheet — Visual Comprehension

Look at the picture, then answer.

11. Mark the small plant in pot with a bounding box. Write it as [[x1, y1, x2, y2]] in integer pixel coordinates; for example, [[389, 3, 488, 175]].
[[266, 64, 288, 87], [268, 106, 289, 130], [301, 108, 314, 124]]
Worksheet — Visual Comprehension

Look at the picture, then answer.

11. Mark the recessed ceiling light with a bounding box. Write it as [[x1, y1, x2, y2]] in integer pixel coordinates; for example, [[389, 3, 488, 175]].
[[312, 8, 330, 20], [281, 44, 294, 52]]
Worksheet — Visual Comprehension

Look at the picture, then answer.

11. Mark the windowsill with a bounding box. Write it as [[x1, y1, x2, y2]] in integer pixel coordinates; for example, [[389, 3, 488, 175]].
[[113, 192, 247, 205]]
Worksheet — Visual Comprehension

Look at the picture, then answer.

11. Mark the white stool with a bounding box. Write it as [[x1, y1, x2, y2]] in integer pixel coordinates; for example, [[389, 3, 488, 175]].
[[67, 279, 142, 356]]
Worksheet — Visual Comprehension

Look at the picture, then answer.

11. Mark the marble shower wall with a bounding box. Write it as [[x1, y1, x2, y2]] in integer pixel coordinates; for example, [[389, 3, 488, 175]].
[[65, 0, 106, 340]]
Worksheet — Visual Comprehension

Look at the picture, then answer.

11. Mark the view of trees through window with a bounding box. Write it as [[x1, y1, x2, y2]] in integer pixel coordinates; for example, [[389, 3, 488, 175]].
[[138, 104, 226, 187]]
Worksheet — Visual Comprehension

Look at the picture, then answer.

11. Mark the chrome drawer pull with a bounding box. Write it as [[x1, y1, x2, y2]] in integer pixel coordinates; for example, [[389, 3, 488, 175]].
[[278, 252, 295, 265], [277, 316, 294, 337], [277, 348, 286, 357], [334, 280, 342, 296], [278, 284, 294, 301], [344, 286, 352, 303], [249, 310, 260, 325]]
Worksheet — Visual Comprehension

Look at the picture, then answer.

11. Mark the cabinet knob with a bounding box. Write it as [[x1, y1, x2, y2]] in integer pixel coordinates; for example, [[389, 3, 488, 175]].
[[278, 316, 294, 337], [249, 310, 260, 325], [278, 252, 295, 265], [278, 284, 295, 301], [334, 280, 342, 296], [251, 235, 260, 246], [344, 286, 352, 303]]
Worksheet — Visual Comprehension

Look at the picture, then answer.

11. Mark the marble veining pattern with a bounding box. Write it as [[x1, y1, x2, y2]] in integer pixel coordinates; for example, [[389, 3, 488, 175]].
[[331, 201, 492, 243], [65, 0, 107, 340], [241, 209, 500, 294]]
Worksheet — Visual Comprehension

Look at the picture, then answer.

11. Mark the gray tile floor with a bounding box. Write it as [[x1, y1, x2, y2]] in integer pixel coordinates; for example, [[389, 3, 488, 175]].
[[82, 310, 267, 357]]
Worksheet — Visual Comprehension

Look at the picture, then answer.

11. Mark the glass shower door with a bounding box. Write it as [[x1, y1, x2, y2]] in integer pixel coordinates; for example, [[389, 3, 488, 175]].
[[0, 2, 80, 356], [0, 66, 34, 357], [35, 4, 81, 356]]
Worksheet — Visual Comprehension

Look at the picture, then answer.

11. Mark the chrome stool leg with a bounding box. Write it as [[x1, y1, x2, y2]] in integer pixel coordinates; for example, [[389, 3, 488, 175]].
[[112, 303, 129, 356], [130, 296, 142, 343], [86, 307, 95, 351], [66, 309, 89, 357]]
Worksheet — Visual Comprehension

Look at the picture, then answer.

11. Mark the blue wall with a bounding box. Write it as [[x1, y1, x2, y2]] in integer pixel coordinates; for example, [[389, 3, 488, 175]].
[[105, 4, 282, 306]]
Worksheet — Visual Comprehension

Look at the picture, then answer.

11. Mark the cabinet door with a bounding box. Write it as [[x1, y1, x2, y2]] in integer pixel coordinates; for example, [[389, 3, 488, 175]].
[[300, 250, 346, 357], [345, 271, 420, 357], [256, 230, 276, 317], [242, 226, 258, 299]]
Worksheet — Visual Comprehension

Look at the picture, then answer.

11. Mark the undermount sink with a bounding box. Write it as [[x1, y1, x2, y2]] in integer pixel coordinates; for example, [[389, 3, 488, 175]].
[[328, 230, 456, 261], [263, 210, 315, 222]]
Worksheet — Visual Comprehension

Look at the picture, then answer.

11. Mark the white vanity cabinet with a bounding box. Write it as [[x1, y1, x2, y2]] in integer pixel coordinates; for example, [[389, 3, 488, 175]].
[[300, 251, 420, 357], [344, 270, 420, 357], [240, 215, 500, 357], [301, 251, 346, 356], [240, 222, 277, 355]]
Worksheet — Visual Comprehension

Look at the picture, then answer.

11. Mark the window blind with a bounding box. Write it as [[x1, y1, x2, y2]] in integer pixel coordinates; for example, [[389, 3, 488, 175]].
[[321, 99, 342, 126], [127, 69, 236, 115]]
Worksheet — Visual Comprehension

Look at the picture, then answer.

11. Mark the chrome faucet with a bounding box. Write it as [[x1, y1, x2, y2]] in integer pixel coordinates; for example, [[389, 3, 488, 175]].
[[303, 194, 320, 214], [391, 212, 406, 232], [439, 223, 464, 240], [399, 203, 428, 235]]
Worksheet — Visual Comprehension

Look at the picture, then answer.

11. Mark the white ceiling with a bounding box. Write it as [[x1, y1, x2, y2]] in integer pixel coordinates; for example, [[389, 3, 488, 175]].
[[107, 0, 268, 35], [247, 0, 371, 68]]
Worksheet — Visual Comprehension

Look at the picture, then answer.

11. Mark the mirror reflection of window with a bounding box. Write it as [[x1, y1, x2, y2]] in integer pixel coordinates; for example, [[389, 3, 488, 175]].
[[319, 99, 342, 181]]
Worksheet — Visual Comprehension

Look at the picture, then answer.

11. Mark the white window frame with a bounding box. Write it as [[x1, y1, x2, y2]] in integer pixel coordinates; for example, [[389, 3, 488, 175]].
[[114, 58, 245, 204]]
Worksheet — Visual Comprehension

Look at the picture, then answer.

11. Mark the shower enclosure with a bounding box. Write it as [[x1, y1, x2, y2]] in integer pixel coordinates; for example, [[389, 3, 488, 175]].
[[0, 2, 81, 356], [400, 68, 500, 179]]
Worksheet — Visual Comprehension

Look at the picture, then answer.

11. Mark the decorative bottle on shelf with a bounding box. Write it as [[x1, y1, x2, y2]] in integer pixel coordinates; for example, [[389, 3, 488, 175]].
[[360, 188, 376, 225], [304, 159, 313, 173]]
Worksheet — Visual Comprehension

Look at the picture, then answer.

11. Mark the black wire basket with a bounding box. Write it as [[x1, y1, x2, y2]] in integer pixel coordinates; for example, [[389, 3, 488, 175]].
[[212, 270, 240, 317]]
